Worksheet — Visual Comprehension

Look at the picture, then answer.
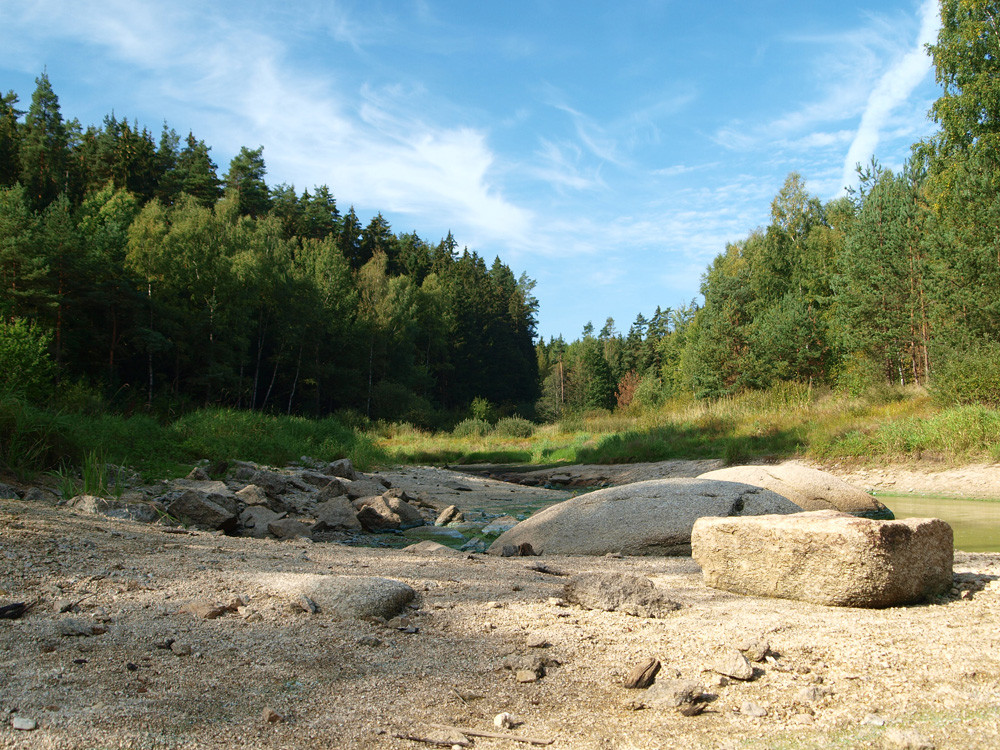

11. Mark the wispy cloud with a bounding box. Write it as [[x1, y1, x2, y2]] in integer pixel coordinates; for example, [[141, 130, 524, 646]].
[[840, 0, 940, 189]]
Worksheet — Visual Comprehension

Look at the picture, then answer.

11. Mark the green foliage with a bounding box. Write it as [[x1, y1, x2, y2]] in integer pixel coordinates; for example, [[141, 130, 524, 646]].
[[452, 418, 490, 438], [0, 396, 74, 479], [492, 416, 535, 438], [0, 318, 54, 401], [470, 397, 496, 423], [932, 341, 1000, 407]]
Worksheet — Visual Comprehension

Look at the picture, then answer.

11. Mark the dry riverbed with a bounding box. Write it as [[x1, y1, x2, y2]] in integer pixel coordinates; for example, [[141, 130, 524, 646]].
[[1, 460, 999, 749]]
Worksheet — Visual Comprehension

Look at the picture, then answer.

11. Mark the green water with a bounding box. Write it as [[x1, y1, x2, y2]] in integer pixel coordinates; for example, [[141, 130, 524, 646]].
[[880, 494, 1000, 553]]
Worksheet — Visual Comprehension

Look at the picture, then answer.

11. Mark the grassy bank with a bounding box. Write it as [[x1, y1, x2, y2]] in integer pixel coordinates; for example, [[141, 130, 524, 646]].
[[4, 383, 999, 486], [378, 383, 1000, 467]]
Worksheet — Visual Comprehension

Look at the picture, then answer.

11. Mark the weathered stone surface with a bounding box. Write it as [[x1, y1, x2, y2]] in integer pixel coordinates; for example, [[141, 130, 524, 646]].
[[699, 463, 892, 519], [298, 471, 334, 488], [383, 495, 424, 530], [403, 540, 465, 556], [261, 573, 415, 620], [166, 490, 237, 531], [712, 648, 754, 680], [313, 497, 362, 531], [326, 458, 358, 480], [168, 479, 238, 514], [186, 467, 210, 481], [434, 505, 464, 526], [644, 679, 706, 708], [691, 510, 953, 608], [356, 496, 402, 531], [235, 484, 270, 506], [0, 482, 21, 500], [564, 573, 681, 618], [267, 518, 314, 540], [488, 478, 800, 556], [481, 514, 519, 535], [250, 470, 289, 498], [239, 506, 284, 537], [22, 487, 59, 505], [344, 477, 391, 499], [316, 479, 349, 501], [105, 503, 161, 523]]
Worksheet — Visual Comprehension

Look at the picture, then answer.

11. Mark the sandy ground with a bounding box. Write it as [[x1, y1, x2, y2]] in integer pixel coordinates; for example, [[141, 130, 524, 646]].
[[1, 460, 999, 749]]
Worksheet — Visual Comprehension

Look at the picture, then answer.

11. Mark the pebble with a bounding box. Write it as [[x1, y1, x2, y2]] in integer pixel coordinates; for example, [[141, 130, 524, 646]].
[[170, 642, 192, 656], [262, 708, 283, 723], [11, 717, 37, 731], [493, 712, 514, 730], [712, 648, 754, 681], [515, 669, 538, 683], [740, 701, 767, 718], [526, 633, 551, 648]]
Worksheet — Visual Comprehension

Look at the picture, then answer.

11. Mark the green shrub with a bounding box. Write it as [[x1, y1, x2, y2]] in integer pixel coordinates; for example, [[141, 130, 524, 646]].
[[0, 318, 54, 403], [452, 418, 490, 438], [492, 416, 535, 438], [470, 396, 496, 423], [932, 342, 1000, 406]]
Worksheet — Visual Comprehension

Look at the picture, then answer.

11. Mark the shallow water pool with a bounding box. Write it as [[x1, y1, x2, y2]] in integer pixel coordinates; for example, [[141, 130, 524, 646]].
[[880, 494, 1000, 553]]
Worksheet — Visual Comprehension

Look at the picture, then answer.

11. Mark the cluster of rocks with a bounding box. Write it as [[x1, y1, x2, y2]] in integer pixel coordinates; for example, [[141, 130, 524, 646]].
[[6, 458, 530, 552]]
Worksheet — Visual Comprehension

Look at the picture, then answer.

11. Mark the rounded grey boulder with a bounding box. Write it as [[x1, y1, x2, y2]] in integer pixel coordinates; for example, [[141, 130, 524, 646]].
[[698, 463, 893, 519], [487, 478, 800, 556]]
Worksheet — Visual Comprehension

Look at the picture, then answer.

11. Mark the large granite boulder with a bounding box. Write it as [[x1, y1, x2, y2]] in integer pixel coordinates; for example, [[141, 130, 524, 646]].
[[691, 510, 953, 607], [487, 478, 800, 556], [698, 463, 892, 519]]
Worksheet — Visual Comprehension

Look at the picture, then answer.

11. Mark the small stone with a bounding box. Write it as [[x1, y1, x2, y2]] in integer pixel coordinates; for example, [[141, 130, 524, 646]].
[[678, 700, 708, 717], [739, 637, 770, 662], [883, 729, 935, 750], [862, 714, 886, 726], [712, 648, 754, 680], [741, 701, 767, 717], [178, 600, 227, 619], [57, 618, 105, 637], [263, 708, 283, 724], [623, 657, 661, 689], [356, 635, 383, 647], [170, 642, 192, 656], [515, 669, 538, 683], [526, 633, 550, 648], [12, 717, 37, 731], [796, 685, 833, 703], [790, 713, 814, 725], [494, 712, 514, 730]]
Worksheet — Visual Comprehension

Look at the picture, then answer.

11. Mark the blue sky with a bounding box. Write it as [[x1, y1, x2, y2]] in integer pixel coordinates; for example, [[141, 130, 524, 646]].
[[0, 0, 941, 340]]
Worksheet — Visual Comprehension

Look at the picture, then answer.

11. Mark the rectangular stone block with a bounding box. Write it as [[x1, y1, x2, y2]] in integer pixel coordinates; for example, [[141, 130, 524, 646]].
[[691, 510, 953, 608]]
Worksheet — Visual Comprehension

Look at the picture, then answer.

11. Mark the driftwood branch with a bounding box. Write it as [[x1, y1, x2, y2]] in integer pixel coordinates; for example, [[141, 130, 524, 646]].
[[391, 731, 470, 747], [430, 723, 554, 746]]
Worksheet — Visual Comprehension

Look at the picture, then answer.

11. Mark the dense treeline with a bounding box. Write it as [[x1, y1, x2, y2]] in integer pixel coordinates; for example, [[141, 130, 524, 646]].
[[0, 75, 538, 424], [537, 0, 1000, 418]]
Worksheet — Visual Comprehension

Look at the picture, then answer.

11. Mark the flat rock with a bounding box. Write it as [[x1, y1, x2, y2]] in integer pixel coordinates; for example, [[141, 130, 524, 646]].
[[481, 514, 519, 535], [712, 648, 754, 680], [267, 518, 314, 539], [70, 495, 115, 514], [691, 510, 953, 607], [261, 573, 415, 620], [345, 477, 391, 499], [564, 572, 681, 618], [699, 463, 893, 519], [403, 540, 464, 557], [488, 478, 799, 556]]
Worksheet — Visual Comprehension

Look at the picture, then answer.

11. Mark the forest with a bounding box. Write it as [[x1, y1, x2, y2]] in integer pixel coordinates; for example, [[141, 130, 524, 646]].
[[3, 0, 1000, 434], [0, 76, 539, 426], [537, 0, 1000, 419]]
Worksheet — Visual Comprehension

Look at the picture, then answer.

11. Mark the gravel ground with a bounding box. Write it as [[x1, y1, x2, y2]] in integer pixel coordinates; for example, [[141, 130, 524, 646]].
[[2, 459, 999, 750]]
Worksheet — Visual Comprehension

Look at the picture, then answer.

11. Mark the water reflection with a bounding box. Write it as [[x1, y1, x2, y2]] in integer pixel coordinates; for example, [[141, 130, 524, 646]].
[[881, 494, 1000, 553]]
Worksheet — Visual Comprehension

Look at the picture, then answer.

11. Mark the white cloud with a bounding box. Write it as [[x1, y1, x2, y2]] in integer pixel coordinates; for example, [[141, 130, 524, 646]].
[[840, 0, 940, 189]]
